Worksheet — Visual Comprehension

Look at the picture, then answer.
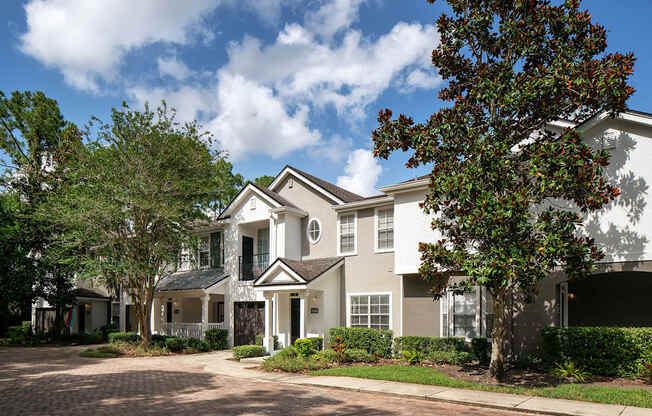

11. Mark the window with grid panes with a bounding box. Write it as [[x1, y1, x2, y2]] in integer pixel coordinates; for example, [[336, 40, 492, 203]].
[[350, 294, 390, 330], [376, 208, 394, 250], [199, 236, 210, 268], [339, 214, 355, 254]]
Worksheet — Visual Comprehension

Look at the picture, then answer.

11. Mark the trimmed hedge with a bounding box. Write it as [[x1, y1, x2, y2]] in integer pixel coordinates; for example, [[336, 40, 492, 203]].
[[541, 327, 652, 377], [294, 338, 315, 357], [108, 332, 141, 344], [165, 337, 185, 352], [328, 327, 393, 358], [205, 328, 228, 350], [308, 337, 323, 351], [232, 345, 266, 359], [393, 336, 465, 357]]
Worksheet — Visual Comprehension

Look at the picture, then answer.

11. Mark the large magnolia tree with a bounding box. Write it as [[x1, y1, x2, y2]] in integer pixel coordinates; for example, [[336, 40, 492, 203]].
[[373, 0, 635, 379], [46, 103, 235, 344]]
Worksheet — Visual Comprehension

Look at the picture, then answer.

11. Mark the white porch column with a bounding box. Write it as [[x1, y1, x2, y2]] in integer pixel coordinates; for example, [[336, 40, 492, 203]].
[[201, 293, 210, 338], [264, 293, 274, 353], [151, 297, 159, 334], [299, 293, 307, 339]]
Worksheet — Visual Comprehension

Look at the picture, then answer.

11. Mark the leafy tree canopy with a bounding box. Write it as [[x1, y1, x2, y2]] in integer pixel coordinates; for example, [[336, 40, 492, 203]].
[[43, 103, 237, 343], [373, 0, 635, 378], [253, 175, 275, 188]]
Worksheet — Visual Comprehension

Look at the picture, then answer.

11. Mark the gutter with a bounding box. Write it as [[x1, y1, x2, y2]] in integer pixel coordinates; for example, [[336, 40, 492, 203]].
[[332, 196, 394, 211]]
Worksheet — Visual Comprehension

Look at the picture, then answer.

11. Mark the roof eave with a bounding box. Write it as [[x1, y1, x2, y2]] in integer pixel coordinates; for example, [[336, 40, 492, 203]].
[[332, 196, 394, 211], [379, 178, 430, 194]]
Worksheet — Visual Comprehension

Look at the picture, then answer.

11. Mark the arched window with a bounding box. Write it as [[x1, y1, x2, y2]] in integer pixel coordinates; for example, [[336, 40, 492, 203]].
[[307, 218, 321, 244]]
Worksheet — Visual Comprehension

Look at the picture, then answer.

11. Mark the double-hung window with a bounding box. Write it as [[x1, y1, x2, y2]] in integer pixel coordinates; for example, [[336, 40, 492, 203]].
[[350, 294, 391, 330], [375, 207, 394, 251], [338, 213, 356, 255], [199, 236, 210, 269], [440, 287, 493, 339]]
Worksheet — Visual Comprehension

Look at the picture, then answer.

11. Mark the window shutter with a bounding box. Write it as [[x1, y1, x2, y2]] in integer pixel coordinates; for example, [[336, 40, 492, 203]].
[[210, 232, 222, 268]]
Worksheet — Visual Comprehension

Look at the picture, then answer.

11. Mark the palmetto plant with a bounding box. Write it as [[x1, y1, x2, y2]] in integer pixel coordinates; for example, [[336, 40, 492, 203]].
[[551, 361, 591, 383]]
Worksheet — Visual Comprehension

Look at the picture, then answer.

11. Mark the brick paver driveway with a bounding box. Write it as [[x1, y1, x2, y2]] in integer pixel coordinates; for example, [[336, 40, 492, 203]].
[[0, 346, 530, 415]]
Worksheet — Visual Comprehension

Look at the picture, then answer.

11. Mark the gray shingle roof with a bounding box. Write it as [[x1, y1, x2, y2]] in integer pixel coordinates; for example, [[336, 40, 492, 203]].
[[287, 165, 365, 203], [71, 288, 110, 300], [156, 268, 229, 292], [255, 257, 344, 286]]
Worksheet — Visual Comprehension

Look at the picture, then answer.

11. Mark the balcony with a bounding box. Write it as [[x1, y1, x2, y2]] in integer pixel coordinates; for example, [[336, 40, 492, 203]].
[[239, 253, 270, 281]]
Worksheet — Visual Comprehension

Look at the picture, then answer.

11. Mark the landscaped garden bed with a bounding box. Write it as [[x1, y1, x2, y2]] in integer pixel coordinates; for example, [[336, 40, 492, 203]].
[[257, 327, 652, 409], [79, 328, 229, 358]]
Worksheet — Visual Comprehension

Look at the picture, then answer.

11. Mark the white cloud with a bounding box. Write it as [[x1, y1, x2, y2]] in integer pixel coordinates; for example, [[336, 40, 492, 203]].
[[157, 55, 194, 81], [208, 72, 321, 160], [308, 135, 353, 162], [224, 21, 440, 119], [402, 68, 440, 91], [336, 149, 382, 197], [234, 0, 300, 25], [305, 0, 366, 39], [20, 0, 220, 91], [127, 84, 216, 125]]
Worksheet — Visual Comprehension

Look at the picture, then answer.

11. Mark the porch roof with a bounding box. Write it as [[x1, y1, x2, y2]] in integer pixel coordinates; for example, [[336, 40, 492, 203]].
[[254, 257, 343, 287], [71, 287, 110, 300], [156, 268, 229, 292]]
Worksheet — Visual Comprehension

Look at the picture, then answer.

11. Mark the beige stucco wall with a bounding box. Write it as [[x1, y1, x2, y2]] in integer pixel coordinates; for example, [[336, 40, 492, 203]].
[[402, 275, 440, 337], [343, 207, 400, 334], [273, 174, 339, 260]]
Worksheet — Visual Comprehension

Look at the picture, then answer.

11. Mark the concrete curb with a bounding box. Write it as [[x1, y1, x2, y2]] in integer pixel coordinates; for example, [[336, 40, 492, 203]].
[[201, 354, 651, 416]]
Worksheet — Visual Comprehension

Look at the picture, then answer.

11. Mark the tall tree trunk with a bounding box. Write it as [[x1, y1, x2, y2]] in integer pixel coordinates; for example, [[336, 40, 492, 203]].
[[490, 288, 507, 381]]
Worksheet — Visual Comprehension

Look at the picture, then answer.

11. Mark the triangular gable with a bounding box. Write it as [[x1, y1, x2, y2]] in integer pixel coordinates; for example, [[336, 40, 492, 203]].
[[268, 166, 346, 205], [219, 183, 282, 219], [254, 259, 307, 286]]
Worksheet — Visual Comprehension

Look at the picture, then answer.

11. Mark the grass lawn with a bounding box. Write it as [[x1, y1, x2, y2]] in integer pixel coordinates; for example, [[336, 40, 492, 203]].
[[79, 348, 120, 358], [312, 365, 652, 409]]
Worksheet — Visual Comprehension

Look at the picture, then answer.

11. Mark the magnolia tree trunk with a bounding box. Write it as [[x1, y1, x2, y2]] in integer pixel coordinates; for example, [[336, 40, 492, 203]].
[[490, 288, 507, 381]]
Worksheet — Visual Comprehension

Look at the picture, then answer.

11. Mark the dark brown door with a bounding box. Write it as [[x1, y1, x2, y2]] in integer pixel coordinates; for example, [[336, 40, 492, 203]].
[[78, 304, 86, 333], [166, 302, 173, 323], [234, 302, 265, 346], [290, 298, 300, 344]]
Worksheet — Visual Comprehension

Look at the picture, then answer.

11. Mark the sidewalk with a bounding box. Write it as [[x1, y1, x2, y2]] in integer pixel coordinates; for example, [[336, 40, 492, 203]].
[[199, 352, 652, 416]]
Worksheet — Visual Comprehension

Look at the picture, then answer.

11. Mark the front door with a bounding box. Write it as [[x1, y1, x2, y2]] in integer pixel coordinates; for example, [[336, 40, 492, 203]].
[[166, 302, 173, 323], [234, 302, 265, 346], [242, 236, 254, 280], [290, 298, 300, 344], [78, 304, 86, 333]]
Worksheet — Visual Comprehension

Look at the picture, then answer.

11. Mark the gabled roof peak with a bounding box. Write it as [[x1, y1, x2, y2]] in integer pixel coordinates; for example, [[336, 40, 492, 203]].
[[269, 165, 365, 204]]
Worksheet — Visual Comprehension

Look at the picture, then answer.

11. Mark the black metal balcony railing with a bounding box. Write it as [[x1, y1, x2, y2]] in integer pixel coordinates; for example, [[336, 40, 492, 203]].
[[239, 253, 270, 281]]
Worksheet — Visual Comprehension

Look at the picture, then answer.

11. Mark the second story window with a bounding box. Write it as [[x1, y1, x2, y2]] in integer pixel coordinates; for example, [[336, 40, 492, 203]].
[[199, 236, 210, 268], [375, 207, 394, 252], [307, 218, 321, 244], [210, 231, 224, 268], [338, 213, 356, 255]]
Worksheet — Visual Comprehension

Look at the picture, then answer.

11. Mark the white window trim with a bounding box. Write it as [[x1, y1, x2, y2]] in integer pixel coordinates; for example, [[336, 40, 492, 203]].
[[439, 286, 492, 341], [306, 217, 322, 244], [346, 292, 392, 331], [374, 205, 394, 253], [198, 235, 210, 269], [337, 212, 357, 256]]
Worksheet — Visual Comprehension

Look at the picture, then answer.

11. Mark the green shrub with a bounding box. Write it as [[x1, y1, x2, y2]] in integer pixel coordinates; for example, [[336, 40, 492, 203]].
[[401, 350, 425, 366], [313, 349, 338, 364], [165, 337, 185, 352], [255, 333, 264, 346], [541, 327, 652, 377], [205, 328, 228, 350], [262, 354, 328, 372], [328, 327, 393, 358], [108, 332, 141, 344], [99, 323, 118, 340], [428, 350, 474, 365], [344, 348, 376, 363], [275, 345, 298, 359], [151, 334, 169, 347], [233, 345, 266, 359], [184, 337, 202, 350], [471, 338, 491, 365], [551, 360, 591, 383], [197, 340, 210, 352], [294, 338, 316, 357], [393, 336, 465, 357], [308, 337, 323, 351]]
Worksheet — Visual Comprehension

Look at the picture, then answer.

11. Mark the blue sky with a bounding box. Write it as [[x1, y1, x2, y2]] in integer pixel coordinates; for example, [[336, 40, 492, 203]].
[[2, 1, 651, 196]]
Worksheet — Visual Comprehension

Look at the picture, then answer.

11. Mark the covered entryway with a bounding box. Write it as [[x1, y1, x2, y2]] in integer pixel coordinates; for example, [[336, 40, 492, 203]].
[[254, 256, 344, 352], [234, 302, 265, 346], [560, 271, 652, 327]]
